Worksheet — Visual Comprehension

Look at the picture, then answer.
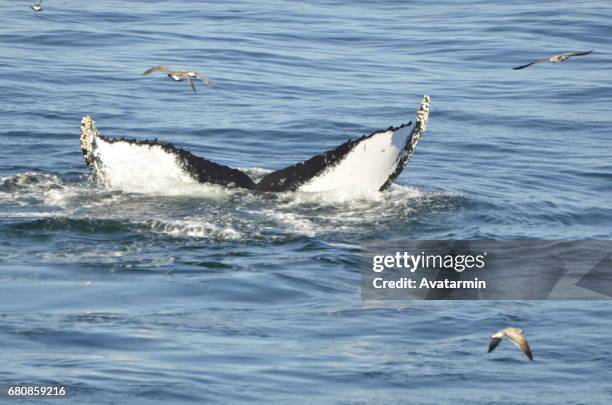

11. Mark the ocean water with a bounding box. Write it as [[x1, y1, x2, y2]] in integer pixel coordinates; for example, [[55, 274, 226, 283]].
[[1, 0, 612, 403]]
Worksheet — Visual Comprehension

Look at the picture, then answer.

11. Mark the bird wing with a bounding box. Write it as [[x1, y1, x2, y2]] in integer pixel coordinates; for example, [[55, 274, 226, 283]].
[[143, 65, 169, 75], [187, 78, 197, 93], [566, 50, 594, 58], [194, 73, 213, 88], [512, 58, 547, 70], [488, 336, 503, 353], [505, 330, 533, 360]]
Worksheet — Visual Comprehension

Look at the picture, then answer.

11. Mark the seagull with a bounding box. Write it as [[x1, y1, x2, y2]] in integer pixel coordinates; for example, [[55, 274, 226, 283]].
[[31, 0, 43, 12], [143, 65, 213, 93], [488, 327, 533, 361], [513, 50, 593, 70]]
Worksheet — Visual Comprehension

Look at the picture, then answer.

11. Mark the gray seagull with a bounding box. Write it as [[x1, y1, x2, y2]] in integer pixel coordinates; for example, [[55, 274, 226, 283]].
[[513, 50, 593, 70], [31, 0, 43, 12], [143, 65, 213, 93], [488, 327, 533, 361]]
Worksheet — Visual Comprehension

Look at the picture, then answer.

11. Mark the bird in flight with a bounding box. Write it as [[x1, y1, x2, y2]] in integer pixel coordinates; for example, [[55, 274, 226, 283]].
[[31, 0, 43, 12], [513, 50, 593, 70], [488, 327, 533, 361], [143, 65, 213, 93]]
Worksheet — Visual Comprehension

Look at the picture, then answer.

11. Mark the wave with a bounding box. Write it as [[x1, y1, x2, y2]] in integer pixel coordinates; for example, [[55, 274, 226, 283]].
[[0, 172, 65, 192], [13, 217, 133, 233], [1, 171, 459, 241]]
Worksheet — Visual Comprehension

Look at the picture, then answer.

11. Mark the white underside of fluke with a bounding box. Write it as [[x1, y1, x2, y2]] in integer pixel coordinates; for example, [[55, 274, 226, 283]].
[[92, 138, 198, 193], [298, 125, 412, 193]]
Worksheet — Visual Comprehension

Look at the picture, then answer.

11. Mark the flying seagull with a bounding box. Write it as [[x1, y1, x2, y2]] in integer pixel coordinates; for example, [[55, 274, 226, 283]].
[[31, 0, 43, 12], [488, 327, 533, 361], [513, 50, 593, 70], [143, 65, 213, 93]]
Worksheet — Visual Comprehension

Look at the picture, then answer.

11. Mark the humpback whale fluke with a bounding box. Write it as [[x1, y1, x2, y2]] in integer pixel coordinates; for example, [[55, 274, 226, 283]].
[[80, 95, 430, 193]]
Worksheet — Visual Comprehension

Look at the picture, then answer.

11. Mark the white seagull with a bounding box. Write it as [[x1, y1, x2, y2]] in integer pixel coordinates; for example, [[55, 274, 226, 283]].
[[513, 50, 593, 70], [488, 327, 533, 361], [143, 65, 213, 93], [31, 0, 43, 12]]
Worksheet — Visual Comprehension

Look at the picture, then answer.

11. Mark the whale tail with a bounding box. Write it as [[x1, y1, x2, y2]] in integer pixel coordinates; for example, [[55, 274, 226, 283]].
[[257, 95, 430, 192], [79, 95, 430, 193]]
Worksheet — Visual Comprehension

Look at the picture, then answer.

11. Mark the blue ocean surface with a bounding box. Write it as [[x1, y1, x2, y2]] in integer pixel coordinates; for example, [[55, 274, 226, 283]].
[[1, 0, 612, 403]]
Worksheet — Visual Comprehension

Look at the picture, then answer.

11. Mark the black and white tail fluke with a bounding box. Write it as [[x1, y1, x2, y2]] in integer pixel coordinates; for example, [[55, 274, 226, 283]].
[[79, 95, 431, 194], [79, 116, 255, 191], [257, 95, 430, 192]]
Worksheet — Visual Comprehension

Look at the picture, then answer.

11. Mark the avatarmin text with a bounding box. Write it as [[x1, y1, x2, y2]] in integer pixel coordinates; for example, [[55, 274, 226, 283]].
[[373, 277, 487, 289]]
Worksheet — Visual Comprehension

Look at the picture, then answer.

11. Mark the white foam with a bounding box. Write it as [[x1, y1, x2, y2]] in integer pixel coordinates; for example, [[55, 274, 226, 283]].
[[43, 187, 81, 208], [253, 184, 431, 237], [1, 211, 57, 218], [145, 219, 241, 239], [0, 172, 78, 209], [259, 209, 317, 237], [298, 126, 413, 193]]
